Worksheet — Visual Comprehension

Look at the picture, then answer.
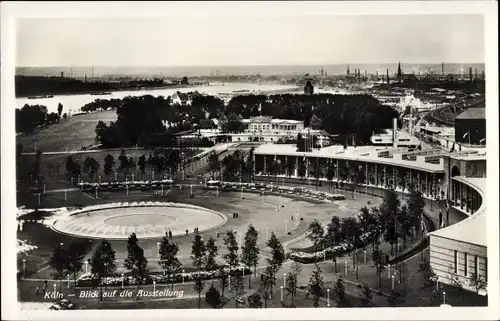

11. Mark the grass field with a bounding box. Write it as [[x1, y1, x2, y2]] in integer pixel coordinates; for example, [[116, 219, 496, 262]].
[[17, 111, 118, 153]]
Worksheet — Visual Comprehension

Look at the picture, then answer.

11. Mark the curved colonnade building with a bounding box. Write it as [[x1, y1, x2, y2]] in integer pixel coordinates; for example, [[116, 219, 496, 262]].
[[252, 143, 487, 294]]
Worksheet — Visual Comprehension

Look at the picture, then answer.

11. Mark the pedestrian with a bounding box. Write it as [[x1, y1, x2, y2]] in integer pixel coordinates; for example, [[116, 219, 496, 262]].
[[185, 229, 189, 236], [291, 215, 294, 221], [216, 232, 220, 238], [169, 230, 173, 240], [35, 286, 40, 296]]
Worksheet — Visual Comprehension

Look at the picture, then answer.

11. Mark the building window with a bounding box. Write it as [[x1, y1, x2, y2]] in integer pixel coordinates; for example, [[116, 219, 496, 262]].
[[454, 250, 458, 274], [464, 253, 468, 276]]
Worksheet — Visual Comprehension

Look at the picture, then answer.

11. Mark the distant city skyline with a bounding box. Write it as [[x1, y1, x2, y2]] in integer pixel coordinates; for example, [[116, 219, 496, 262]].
[[17, 15, 484, 67]]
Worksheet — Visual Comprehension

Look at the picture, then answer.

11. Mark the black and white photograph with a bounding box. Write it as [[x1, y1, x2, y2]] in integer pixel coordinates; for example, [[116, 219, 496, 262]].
[[1, 1, 498, 320]]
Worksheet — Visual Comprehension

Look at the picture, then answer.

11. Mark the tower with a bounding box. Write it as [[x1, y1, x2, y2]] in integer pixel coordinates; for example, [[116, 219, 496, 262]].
[[386, 68, 390, 84], [469, 67, 473, 82], [442, 62, 444, 75], [397, 62, 402, 80], [347, 65, 350, 76]]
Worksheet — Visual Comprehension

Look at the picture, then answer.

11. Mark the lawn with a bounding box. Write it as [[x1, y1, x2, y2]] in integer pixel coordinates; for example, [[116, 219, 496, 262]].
[[17, 110, 117, 153]]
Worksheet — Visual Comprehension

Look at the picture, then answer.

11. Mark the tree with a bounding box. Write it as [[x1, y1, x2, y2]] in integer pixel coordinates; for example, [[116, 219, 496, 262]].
[[285, 272, 298, 306], [90, 239, 116, 301], [372, 246, 385, 288], [219, 266, 229, 297], [205, 237, 218, 277], [468, 271, 487, 294], [57, 103, 63, 117], [65, 241, 89, 288], [191, 234, 206, 270], [266, 232, 285, 294], [138, 154, 146, 177], [103, 154, 115, 177], [241, 224, 260, 289], [247, 292, 263, 308], [233, 274, 245, 308], [309, 114, 323, 130], [181, 76, 189, 85], [194, 274, 205, 309], [205, 284, 222, 309], [223, 230, 239, 271], [360, 283, 373, 307], [259, 266, 275, 308], [334, 276, 349, 307], [159, 232, 182, 290], [325, 216, 341, 247], [306, 263, 324, 308], [306, 219, 324, 250], [208, 152, 221, 175], [408, 189, 425, 238], [379, 189, 401, 254], [118, 149, 130, 174], [124, 233, 149, 292], [49, 244, 67, 292]]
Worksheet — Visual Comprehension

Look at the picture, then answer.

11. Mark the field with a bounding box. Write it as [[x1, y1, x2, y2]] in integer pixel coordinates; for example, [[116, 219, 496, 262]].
[[17, 110, 117, 153]]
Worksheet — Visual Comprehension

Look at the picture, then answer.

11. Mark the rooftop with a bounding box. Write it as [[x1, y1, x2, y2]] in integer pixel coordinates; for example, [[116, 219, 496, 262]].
[[455, 107, 485, 120], [254, 144, 444, 172]]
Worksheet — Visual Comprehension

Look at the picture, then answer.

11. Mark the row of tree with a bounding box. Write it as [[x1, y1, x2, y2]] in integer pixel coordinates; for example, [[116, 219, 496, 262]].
[[89, 92, 399, 148], [306, 189, 426, 257], [16, 103, 65, 134], [63, 149, 187, 182]]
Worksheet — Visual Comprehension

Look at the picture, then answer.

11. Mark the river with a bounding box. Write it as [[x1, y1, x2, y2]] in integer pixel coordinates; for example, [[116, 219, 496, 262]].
[[16, 82, 302, 115]]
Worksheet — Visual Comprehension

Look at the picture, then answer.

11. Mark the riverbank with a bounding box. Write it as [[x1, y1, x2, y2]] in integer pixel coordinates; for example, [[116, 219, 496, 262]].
[[15, 83, 201, 99]]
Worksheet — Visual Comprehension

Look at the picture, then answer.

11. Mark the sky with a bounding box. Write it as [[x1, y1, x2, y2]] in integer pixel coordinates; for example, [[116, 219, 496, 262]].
[[16, 15, 485, 67]]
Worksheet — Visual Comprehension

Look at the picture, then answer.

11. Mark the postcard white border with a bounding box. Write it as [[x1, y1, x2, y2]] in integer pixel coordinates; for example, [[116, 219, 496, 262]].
[[1, 1, 498, 320]]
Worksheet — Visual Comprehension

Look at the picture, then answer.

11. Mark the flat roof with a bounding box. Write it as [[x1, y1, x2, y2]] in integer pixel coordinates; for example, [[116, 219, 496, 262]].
[[428, 176, 486, 247], [254, 144, 444, 172]]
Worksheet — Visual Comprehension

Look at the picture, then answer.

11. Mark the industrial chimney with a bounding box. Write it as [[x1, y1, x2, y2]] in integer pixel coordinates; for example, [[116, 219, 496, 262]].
[[469, 67, 473, 81], [393, 118, 398, 148]]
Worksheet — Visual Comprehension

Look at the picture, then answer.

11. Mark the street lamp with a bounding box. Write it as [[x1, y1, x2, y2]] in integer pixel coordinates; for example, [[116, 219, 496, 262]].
[[280, 286, 284, 302], [327, 288, 331, 307], [364, 250, 367, 265], [391, 275, 395, 290], [182, 270, 185, 284], [157, 242, 160, 257], [85, 260, 89, 274], [121, 273, 124, 289], [388, 264, 391, 279], [443, 292, 446, 305], [153, 280, 156, 298], [22, 259, 26, 278], [67, 274, 70, 289]]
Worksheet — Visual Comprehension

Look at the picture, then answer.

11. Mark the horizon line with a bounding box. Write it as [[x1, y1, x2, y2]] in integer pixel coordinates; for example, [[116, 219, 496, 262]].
[[16, 62, 486, 69]]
